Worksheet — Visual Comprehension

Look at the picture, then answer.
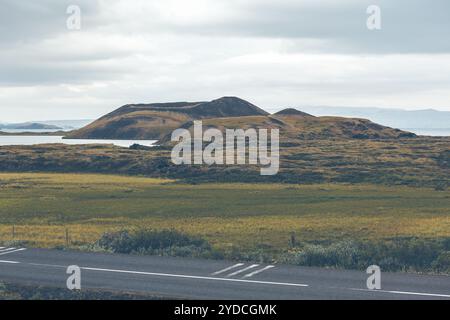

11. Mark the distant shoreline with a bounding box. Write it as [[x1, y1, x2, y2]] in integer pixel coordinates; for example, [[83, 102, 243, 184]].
[[0, 130, 70, 136]]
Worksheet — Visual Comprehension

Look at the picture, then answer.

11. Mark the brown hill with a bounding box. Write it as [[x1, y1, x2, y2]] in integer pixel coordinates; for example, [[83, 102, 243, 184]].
[[66, 97, 268, 140], [272, 115, 416, 140], [67, 96, 416, 141], [274, 108, 314, 117], [159, 114, 416, 144]]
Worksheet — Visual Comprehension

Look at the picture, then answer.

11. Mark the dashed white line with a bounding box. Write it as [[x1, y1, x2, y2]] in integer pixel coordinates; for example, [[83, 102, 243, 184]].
[[0, 248, 26, 256], [211, 263, 245, 275], [0, 247, 15, 252], [82, 266, 309, 288], [4, 260, 308, 288], [226, 264, 259, 277], [386, 290, 450, 298], [242, 265, 275, 278], [350, 287, 450, 298], [0, 260, 20, 264]]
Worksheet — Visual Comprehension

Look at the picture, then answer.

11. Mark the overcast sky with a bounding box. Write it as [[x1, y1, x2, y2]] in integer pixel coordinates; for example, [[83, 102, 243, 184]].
[[1, 0, 450, 122]]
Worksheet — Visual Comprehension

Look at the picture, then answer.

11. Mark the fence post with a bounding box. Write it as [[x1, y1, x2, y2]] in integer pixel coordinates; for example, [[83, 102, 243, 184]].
[[12, 225, 15, 239], [65, 228, 69, 246], [289, 232, 296, 248]]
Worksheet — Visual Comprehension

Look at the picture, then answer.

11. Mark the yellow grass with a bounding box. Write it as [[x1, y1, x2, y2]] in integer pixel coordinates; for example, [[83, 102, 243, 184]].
[[0, 173, 449, 251]]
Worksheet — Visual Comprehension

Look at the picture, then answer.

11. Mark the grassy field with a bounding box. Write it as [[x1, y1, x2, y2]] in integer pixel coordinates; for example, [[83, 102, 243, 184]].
[[0, 172, 449, 254]]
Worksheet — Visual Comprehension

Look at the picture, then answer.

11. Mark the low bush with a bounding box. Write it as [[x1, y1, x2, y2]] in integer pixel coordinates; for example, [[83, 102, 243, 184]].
[[432, 251, 450, 272], [281, 237, 450, 273], [95, 229, 222, 259]]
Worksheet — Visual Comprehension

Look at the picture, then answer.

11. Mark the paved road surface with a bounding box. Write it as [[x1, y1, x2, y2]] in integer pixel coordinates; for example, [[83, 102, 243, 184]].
[[0, 247, 449, 299]]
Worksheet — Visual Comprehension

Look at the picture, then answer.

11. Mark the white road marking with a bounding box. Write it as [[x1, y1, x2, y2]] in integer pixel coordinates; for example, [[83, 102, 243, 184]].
[[350, 287, 450, 298], [226, 264, 259, 277], [0, 251, 447, 298], [0, 248, 26, 256], [29, 262, 66, 268], [242, 265, 275, 278], [0, 247, 15, 252], [211, 263, 244, 275], [81, 266, 309, 288], [386, 290, 450, 298], [0, 260, 20, 264]]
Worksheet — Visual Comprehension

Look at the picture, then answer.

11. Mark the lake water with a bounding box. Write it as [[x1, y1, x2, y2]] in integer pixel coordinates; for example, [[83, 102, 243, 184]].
[[0, 136, 157, 148]]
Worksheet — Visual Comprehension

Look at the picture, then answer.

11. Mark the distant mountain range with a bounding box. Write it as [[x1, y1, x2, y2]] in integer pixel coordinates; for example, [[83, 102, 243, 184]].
[[295, 106, 450, 130], [0, 120, 92, 131], [66, 97, 417, 141], [33, 119, 93, 130], [0, 122, 62, 130]]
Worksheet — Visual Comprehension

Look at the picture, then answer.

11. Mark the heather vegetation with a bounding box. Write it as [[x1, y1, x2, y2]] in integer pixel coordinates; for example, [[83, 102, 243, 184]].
[[0, 135, 448, 188]]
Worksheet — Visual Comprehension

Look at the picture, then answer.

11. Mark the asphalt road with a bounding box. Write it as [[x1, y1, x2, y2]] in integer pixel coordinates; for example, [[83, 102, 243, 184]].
[[0, 246, 449, 300]]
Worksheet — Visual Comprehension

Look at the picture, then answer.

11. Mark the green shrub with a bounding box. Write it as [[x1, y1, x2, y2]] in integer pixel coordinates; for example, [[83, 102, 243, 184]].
[[432, 251, 450, 272], [281, 237, 450, 273], [95, 229, 218, 259], [282, 241, 363, 269]]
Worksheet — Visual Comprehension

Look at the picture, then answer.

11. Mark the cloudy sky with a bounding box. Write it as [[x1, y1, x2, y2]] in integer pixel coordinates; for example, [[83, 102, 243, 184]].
[[1, 0, 450, 122]]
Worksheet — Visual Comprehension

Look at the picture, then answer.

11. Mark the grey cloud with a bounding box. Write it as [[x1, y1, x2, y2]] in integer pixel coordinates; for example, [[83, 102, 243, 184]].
[[0, 0, 100, 45], [0, 61, 126, 86], [0, 0, 450, 121], [3, 0, 449, 53], [165, 0, 450, 54]]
